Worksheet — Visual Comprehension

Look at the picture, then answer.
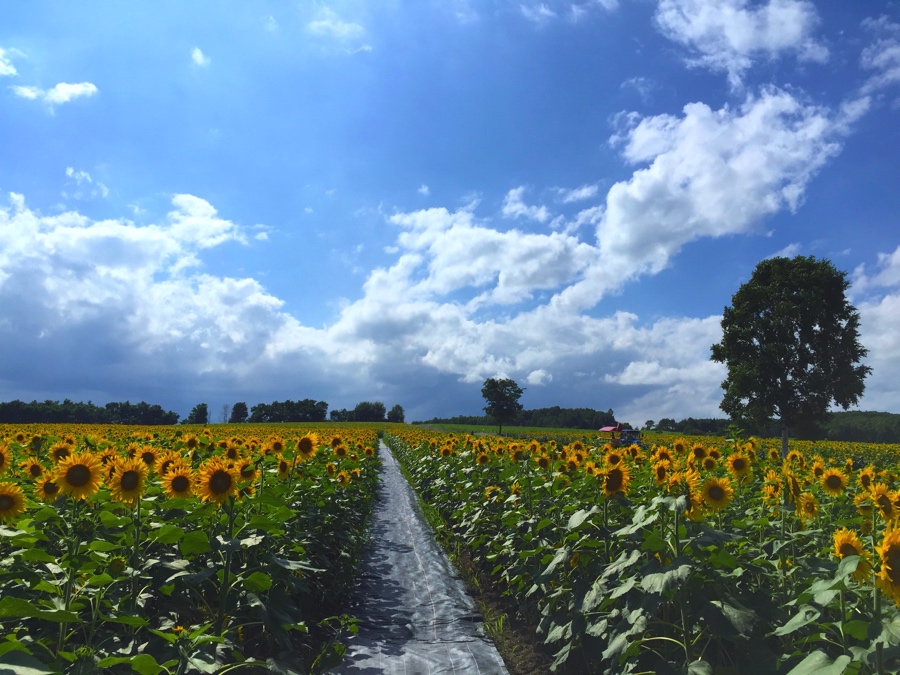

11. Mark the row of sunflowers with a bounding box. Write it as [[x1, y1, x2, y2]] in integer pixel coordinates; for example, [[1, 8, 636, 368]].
[[0, 423, 382, 674], [387, 428, 900, 674]]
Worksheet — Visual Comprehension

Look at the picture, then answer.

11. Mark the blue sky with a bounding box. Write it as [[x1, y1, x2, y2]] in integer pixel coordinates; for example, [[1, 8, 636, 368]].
[[1, 0, 899, 424]]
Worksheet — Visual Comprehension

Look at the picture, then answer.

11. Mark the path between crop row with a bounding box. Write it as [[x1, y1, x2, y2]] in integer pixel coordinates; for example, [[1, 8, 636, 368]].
[[329, 442, 509, 674]]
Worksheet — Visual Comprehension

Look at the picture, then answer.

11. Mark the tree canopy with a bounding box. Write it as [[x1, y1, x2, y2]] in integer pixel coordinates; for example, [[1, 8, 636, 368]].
[[710, 255, 871, 456], [481, 377, 525, 435]]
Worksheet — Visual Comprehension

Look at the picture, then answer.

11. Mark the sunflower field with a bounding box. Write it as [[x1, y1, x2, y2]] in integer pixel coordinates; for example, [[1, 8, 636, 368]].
[[0, 423, 381, 674], [387, 428, 900, 674]]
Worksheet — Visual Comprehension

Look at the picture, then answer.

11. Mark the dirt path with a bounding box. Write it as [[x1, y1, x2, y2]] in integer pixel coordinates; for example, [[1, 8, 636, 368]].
[[329, 442, 509, 674]]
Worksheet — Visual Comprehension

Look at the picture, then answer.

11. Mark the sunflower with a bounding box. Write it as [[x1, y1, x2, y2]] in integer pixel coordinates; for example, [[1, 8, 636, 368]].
[[601, 464, 631, 498], [855, 492, 874, 517], [138, 446, 159, 472], [326, 462, 337, 477], [605, 450, 623, 467], [97, 447, 120, 466], [786, 449, 805, 468], [162, 463, 195, 499], [48, 442, 72, 464], [476, 452, 490, 466], [672, 439, 687, 455], [797, 492, 819, 523], [583, 461, 598, 477], [36, 478, 61, 502], [155, 450, 183, 477], [237, 458, 258, 482], [336, 470, 351, 487], [690, 444, 707, 462], [224, 444, 242, 462], [334, 444, 349, 459], [859, 466, 876, 491], [833, 528, 871, 582], [811, 460, 826, 480], [276, 454, 294, 479], [55, 451, 103, 500], [535, 454, 552, 471], [702, 456, 718, 472], [13, 431, 26, 444], [727, 453, 752, 481], [296, 434, 318, 461], [196, 457, 238, 506], [0, 483, 26, 523], [872, 483, 895, 522], [440, 446, 453, 458], [0, 444, 11, 476], [654, 448, 673, 464], [329, 435, 343, 450], [19, 458, 44, 480], [364, 446, 375, 458], [768, 447, 780, 462], [183, 434, 201, 450], [821, 468, 848, 497], [762, 469, 782, 505], [510, 446, 527, 463], [108, 457, 148, 504], [701, 476, 734, 512], [653, 461, 670, 486], [877, 528, 900, 606]]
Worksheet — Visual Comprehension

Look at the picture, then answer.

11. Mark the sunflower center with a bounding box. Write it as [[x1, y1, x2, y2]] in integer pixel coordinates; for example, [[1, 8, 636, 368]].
[[209, 470, 233, 495], [878, 495, 892, 513], [840, 543, 860, 558], [826, 475, 842, 489], [241, 465, 254, 478], [888, 549, 900, 584], [29, 464, 42, 477], [0, 495, 13, 510], [606, 469, 624, 492], [707, 485, 725, 502], [120, 471, 140, 492], [66, 464, 91, 487], [733, 459, 746, 471], [44, 481, 59, 495], [172, 475, 190, 492]]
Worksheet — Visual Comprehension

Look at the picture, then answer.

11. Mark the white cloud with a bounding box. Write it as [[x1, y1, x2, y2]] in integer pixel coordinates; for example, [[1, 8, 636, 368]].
[[0, 47, 18, 77], [418, 184, 430, 196], [307, 8, 365, 41], [263, 15, 279, 32], [502, 186, 551, 223], [557, 183, 599, 203], [766, 242, 802, 259], [620, 76, 657, 103], [521, 4, 556, 23], [63, 167, 109, 200], [654, 0, 828, 88], [861, 16, 900, 95], [545, 88, 857, 312], [12, 82, 98, 106], [191, 47, 211, 67]]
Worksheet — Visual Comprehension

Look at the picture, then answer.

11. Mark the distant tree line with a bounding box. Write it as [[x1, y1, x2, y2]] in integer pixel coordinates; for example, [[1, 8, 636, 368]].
[[0, 399, 179, 425], [419, 406, 616, 430], [329, 402, 405, 423], [649, 411, 900, 444]]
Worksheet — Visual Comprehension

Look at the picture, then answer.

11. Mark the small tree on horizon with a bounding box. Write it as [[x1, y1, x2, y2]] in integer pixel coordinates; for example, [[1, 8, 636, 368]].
[[229, 402, 249, 423], [481, 377, 524, 435], [182, 403, 208, 425], [711, 255, 871, 458], [387, 404, 405, 423]]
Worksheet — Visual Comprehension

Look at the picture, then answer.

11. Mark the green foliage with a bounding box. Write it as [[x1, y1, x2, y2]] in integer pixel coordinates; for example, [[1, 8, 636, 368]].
[[481, 378, 525, 435], [228, 402, 249, 424], [183, 403, 209, 425], [386, 404, 405, 423], [711, 256, 871, 443], [247, 399, 328, 423], [352, 401, 386, 422], [0, 399, 180, 425]]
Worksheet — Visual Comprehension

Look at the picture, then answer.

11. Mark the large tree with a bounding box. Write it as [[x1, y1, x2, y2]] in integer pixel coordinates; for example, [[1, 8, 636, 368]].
[[182, 403, 209, 425], [710, 256, 871, 457], [481, 377, 524, 435]]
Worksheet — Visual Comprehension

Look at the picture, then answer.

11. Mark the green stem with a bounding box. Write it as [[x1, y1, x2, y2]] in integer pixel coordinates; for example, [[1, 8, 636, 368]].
[[215, 497, 237, 633]]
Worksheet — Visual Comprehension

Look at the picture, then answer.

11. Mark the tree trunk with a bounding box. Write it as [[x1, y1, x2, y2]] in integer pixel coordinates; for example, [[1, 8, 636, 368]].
[[781, 421, 789, 459]]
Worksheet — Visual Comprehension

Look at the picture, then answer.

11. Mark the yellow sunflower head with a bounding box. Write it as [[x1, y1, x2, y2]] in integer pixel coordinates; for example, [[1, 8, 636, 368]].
[[55, 451, 103, 501], [162, 463, 195, 500], [476, 452, 490, 466], [821, 468, 848, 497], [36, 477, 61, 502], [833, 527, 871, 582], [601, 464, 631, 498], [701, 476, 734, 513], [797, 492, 818, 523], [336, 470, 351, 487], [0, 443, 12, 476], [49, 442, 72, 464], [296, 433, 318, 460], [109, 457, 149, 505], [0, 483, 26, 523], [727, 453, 751, 479], [196, 457, 238, 506], [20, 458, 45, 481], [877, 528, 900, 606]]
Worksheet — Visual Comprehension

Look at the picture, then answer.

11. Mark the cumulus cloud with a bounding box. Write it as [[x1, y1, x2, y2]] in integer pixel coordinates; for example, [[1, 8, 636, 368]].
[[308, 8, 365, 41], [12, 81, 98, 106], [521, 4, 556, 23], [501, 186, 551, 223], [654, 0, 828, 88], [861, 16, 900, 95], [545, 87, 859, 312], [191, 47, 211, 67], [556, 183, 599, 203], [0, 46, 18, 76], [418, 184, 430, 196], [64, 167, 109, 200]]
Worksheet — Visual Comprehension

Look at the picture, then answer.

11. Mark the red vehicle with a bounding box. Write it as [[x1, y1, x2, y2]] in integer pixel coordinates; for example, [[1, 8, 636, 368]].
[[598, 423, 644, 448]]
